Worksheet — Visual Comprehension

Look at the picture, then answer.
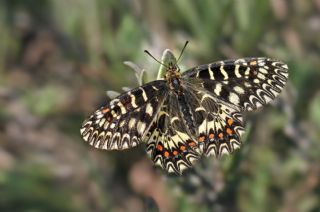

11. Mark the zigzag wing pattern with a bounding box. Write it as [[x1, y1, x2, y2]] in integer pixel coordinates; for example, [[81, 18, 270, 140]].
[[80, 81, 168, 150], [181, 83, 245, 157], [144, 95, 201, 175], [80, 54, 289, 175], [182, 57, 288, 111]]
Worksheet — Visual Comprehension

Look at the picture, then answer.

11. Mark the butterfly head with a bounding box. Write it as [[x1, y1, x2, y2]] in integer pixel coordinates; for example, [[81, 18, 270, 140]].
[[167, 61, 180, 72], [144, 41, 188, 80]]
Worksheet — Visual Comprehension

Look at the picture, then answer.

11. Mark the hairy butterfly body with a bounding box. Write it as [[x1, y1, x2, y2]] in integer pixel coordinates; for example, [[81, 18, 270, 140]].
[[80, 48, 288, 175]]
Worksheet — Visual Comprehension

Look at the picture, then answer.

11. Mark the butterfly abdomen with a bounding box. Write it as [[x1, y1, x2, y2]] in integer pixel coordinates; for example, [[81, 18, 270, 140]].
[[176, 91, 197, 135]]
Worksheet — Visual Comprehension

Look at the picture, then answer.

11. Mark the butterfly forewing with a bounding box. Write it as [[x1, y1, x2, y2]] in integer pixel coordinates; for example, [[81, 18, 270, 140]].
[[182, 57, 288, 111], [80, 80, 168, 150]]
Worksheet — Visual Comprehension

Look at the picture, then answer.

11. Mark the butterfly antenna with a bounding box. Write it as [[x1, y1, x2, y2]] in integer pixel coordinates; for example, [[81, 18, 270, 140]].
[[176, 40, 189, 63], [144, 50, 168, 67]]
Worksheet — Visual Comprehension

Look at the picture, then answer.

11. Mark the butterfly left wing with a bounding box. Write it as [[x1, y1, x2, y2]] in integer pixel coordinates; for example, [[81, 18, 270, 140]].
[[144, 94, 202, 175], [182, 57, 288, 111], [80, 80, 168, 150]]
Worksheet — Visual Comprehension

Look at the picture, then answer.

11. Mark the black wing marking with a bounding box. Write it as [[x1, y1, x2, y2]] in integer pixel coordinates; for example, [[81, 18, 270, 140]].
[[144, 94, 201, 175], [180, 82, 245, 157], [80, 80, 168, 150], [182, 57, 288, 111]]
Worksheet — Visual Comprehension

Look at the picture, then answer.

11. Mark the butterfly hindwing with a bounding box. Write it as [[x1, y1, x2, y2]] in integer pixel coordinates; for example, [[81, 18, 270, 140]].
[[144, 95, 201, 175], [181, 83, 245, 157], [198, 96, 245, 157], [182, 57, 288, 111], [80, 80, 168, 150]]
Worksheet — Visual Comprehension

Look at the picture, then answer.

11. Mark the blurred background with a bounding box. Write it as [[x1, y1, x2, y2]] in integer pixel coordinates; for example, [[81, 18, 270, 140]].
[[1, 0, 320, 211]]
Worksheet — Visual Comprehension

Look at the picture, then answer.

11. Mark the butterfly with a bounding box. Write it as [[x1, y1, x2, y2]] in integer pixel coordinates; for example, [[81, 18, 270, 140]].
[[80, 44, 288, 175]]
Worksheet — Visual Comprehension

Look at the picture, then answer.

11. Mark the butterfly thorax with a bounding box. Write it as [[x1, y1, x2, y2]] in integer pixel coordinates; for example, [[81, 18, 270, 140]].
[[164, 64, 182, 94]]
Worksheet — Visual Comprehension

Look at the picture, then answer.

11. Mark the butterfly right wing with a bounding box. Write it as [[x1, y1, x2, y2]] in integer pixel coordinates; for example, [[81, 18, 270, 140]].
[[182, 57, 288, 111], [181, 82, 245, 157], [80, 80, 168, 150]]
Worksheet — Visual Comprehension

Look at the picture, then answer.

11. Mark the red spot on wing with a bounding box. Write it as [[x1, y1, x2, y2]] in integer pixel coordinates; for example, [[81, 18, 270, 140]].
[[188, 141, 196, 147], [226, 128, 233, 135], [227, 118, 233, 126], [156, 144, 163, 151], [198, 136, 205, 142], [180, 145, 186, 151], [209, 133, 214, 139], [102, 108, 110, 113]]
